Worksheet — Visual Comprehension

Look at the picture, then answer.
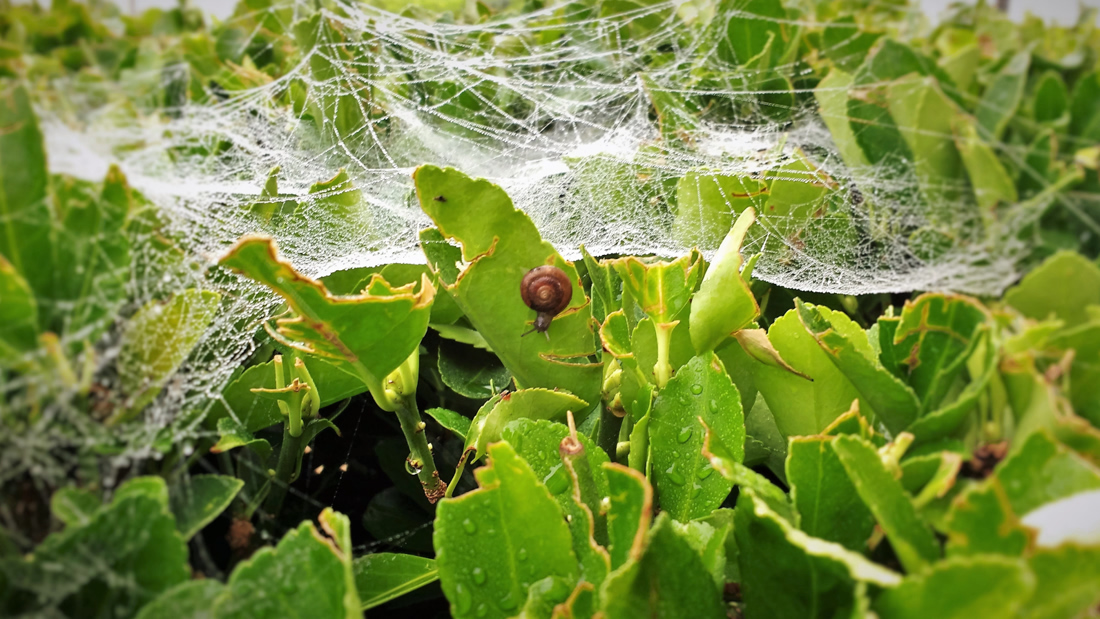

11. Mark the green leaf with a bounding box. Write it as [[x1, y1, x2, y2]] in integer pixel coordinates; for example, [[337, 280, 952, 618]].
[[294, 14, 371, 148], [521, 575, 578, 618], [603, 462, 653, 571], [996, 429, 1100, 515], [872, 556, 1033, 619], [49, 167, 134, 342], [211, 417, 273, 460], [953, 117, 1018, 212], [214, 508, 360, 618], [689, 208, 759, 354], [716, 0, 789, 68], [415, 166, 600, 406], [117, 288, 221, 415], [886, 74, 966, 213], [0, 84, 51, 301], [434, 441, 579, 619], [943, 478, 1032, 557], [1005, 250, 1100, 328], [672, 171, 765, 251], [795, 300, 919, 435], [822, 17, 882, 72], [1, 477, 189, 616], [598, 513, 725, 619], [754, 308, 864, 438], [1069, 70, 1100, 140], [847, 90, 912, 171], [907, 330, 996, 445], [613, 253, 704, 327], [975, 51, 1029, 140], [701, 423, 793, 521], [170, 474, 244, 540], [431, 322, 494, 351], [136, 580, 227, 619], [353, 553, 438, 610], [815, 69, 870, 172], [787, 437, 874, 553], [463, 389, 589, 467], [425, 407, 473, 440], [438, 339, 512, 399], [219, 236, 434, 408], [49, 486, 101, 528], [1020, 544, 1100, 619], [831, 434, 940, 573], [1031, 70, 1069, 125], [211, 353, 365, 433], [600, 310, 633, 358], [893, 293, 989, 413], [734, 488, 901, 619], [503, 419, 611, 584], [649, 353, 744, 521], [581, 246, 621, 323], [0, 255, 37, 364]]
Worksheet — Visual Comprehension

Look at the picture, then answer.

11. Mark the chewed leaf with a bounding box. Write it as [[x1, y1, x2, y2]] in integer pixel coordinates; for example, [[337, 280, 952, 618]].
[[434, 442, 579, 619], [893, 293, 989, 413], [415, 166, 601, 406], [796, 300, 919, 434], [219, 235, 434, 405]]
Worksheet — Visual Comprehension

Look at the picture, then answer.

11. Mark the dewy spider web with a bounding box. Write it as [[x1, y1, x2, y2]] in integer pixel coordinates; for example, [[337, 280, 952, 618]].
[[23, 0, 1076, 476]]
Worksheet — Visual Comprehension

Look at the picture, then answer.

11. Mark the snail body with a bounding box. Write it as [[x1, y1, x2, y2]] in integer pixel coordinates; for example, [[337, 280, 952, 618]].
[[520, 265, 573, 337]]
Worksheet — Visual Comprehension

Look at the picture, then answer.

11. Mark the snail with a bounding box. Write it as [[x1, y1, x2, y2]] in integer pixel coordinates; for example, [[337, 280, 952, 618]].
[[520, 265, 573, 339]]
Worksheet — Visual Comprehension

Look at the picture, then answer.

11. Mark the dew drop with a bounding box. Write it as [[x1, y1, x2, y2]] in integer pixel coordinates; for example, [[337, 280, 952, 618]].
[[690, 384, 703, 395], [472, 567, 486, 585], [666, 467, 686, 485], [476, 603, 488, 617], [499, 591, 518, 611], [462, 519, 477, 534], [517, 548, 528, 561], [677, 427, 693, 443], [455, 584, 473, 614], [710, 399, 719, 412], [697, 466, 713, 480], [690, 485, 702, 499]]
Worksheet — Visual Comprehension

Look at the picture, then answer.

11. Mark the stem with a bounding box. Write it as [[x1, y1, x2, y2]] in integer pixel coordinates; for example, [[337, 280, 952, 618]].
[[653, 321, 678, 389], [264, 422, 303, 516], [394, 392, 446, 502]]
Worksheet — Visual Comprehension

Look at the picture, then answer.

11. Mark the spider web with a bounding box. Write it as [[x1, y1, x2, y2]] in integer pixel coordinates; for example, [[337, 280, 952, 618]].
[[17, 0, 1084, 508]]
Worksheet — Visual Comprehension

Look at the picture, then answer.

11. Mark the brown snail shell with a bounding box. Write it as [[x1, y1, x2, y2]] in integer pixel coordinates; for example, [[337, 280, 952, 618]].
[[520, 265, 573, 336]]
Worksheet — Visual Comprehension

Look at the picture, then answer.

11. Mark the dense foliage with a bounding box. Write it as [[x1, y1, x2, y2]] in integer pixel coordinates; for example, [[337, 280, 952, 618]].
[[1, 0, 1099, 617]]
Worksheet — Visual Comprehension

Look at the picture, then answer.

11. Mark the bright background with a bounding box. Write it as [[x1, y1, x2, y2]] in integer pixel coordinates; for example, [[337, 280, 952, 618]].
[[14, 0, 1100, 24]]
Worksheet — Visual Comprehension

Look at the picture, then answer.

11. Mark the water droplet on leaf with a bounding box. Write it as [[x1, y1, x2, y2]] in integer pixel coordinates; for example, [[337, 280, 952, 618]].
[[462, 519, 477, 534], [517, 548, 528, 561], [667, 467, 686, 485], [677, 427, 693, 443], [690, 384, 703, 395], [472, 567, 486, 585], [455, 584, 473, 614]]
